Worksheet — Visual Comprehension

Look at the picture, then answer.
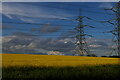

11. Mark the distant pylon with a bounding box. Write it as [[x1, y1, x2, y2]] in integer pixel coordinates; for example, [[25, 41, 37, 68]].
[[116, 2, 120, 57], [109, 2, 120, 57]]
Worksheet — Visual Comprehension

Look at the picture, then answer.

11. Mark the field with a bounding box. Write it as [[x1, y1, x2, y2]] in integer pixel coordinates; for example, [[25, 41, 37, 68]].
[[1, 54, 120, 80], [2, 54, 119, 67]]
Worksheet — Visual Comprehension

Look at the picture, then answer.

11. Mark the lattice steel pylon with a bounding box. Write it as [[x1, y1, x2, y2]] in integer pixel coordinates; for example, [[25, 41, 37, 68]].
[[109, 27, 118, 56], [116, 2, 120, 57], [107, 2, 120, 57], [75, 9, 90, 56]]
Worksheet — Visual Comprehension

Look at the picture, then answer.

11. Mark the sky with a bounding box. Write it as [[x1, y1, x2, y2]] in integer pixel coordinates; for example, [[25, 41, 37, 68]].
[[1, 0, 119, 2], [1, 2, 118, 56]]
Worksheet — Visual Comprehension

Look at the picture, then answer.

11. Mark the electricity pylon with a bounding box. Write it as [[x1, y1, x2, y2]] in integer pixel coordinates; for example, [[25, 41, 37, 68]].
[[116, 2, 120, 57], [104, 2, 120, 57], [75, 9, 91, 56]]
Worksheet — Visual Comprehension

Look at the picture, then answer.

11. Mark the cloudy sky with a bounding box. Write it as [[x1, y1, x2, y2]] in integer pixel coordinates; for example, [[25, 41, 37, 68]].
[[1, 2, 118, 56]]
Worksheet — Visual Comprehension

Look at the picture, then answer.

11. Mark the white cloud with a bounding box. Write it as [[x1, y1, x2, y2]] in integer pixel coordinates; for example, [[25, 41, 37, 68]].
[[19, 18, 35, 23], [4, 14, 13, 19], [89, 44, 102, 48], [2, 2, 71, 23], [111, 45, 117, 48], [2, 3, 43, 19]]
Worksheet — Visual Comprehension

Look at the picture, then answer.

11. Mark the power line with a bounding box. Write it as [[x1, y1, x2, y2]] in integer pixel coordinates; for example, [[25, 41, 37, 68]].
[[2, 10, 77, 19], [3, 10, 111, 24], [2, 34, 78, 38], [2, 12, 77, 22], [3, 15, 103, 27], [3, 27, 102, 34], [11, 14, 106, 23], [58, 3, 105, 9], [7, 2, 115, 16], [2, 22, 76, 27], [23, 3, 114, 15], [2, 21, 106, 34], [39, 5, 114, 15]]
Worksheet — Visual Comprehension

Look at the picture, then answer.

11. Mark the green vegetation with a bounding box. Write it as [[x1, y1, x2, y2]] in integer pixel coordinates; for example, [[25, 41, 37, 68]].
[[2, 64, 119, 80]]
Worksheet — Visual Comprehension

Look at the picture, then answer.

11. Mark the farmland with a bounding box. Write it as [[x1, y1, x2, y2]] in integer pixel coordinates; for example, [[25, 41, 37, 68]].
[[2, 54, 119, 67], [1, 54, 120, 79]]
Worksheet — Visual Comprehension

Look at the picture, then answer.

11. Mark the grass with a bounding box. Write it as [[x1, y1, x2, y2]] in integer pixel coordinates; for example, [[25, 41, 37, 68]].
[[1, 54, 120, 80], [2, 65, 119, 80]]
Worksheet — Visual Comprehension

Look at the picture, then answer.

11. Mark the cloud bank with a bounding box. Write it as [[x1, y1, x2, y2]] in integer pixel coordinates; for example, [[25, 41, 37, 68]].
[[2, 32, 112, 56], [31, 23, 61, 33]]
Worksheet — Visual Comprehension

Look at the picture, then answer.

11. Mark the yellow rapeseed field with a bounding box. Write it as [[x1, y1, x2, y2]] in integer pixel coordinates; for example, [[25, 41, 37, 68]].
[[1, 54, 119, 67]]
